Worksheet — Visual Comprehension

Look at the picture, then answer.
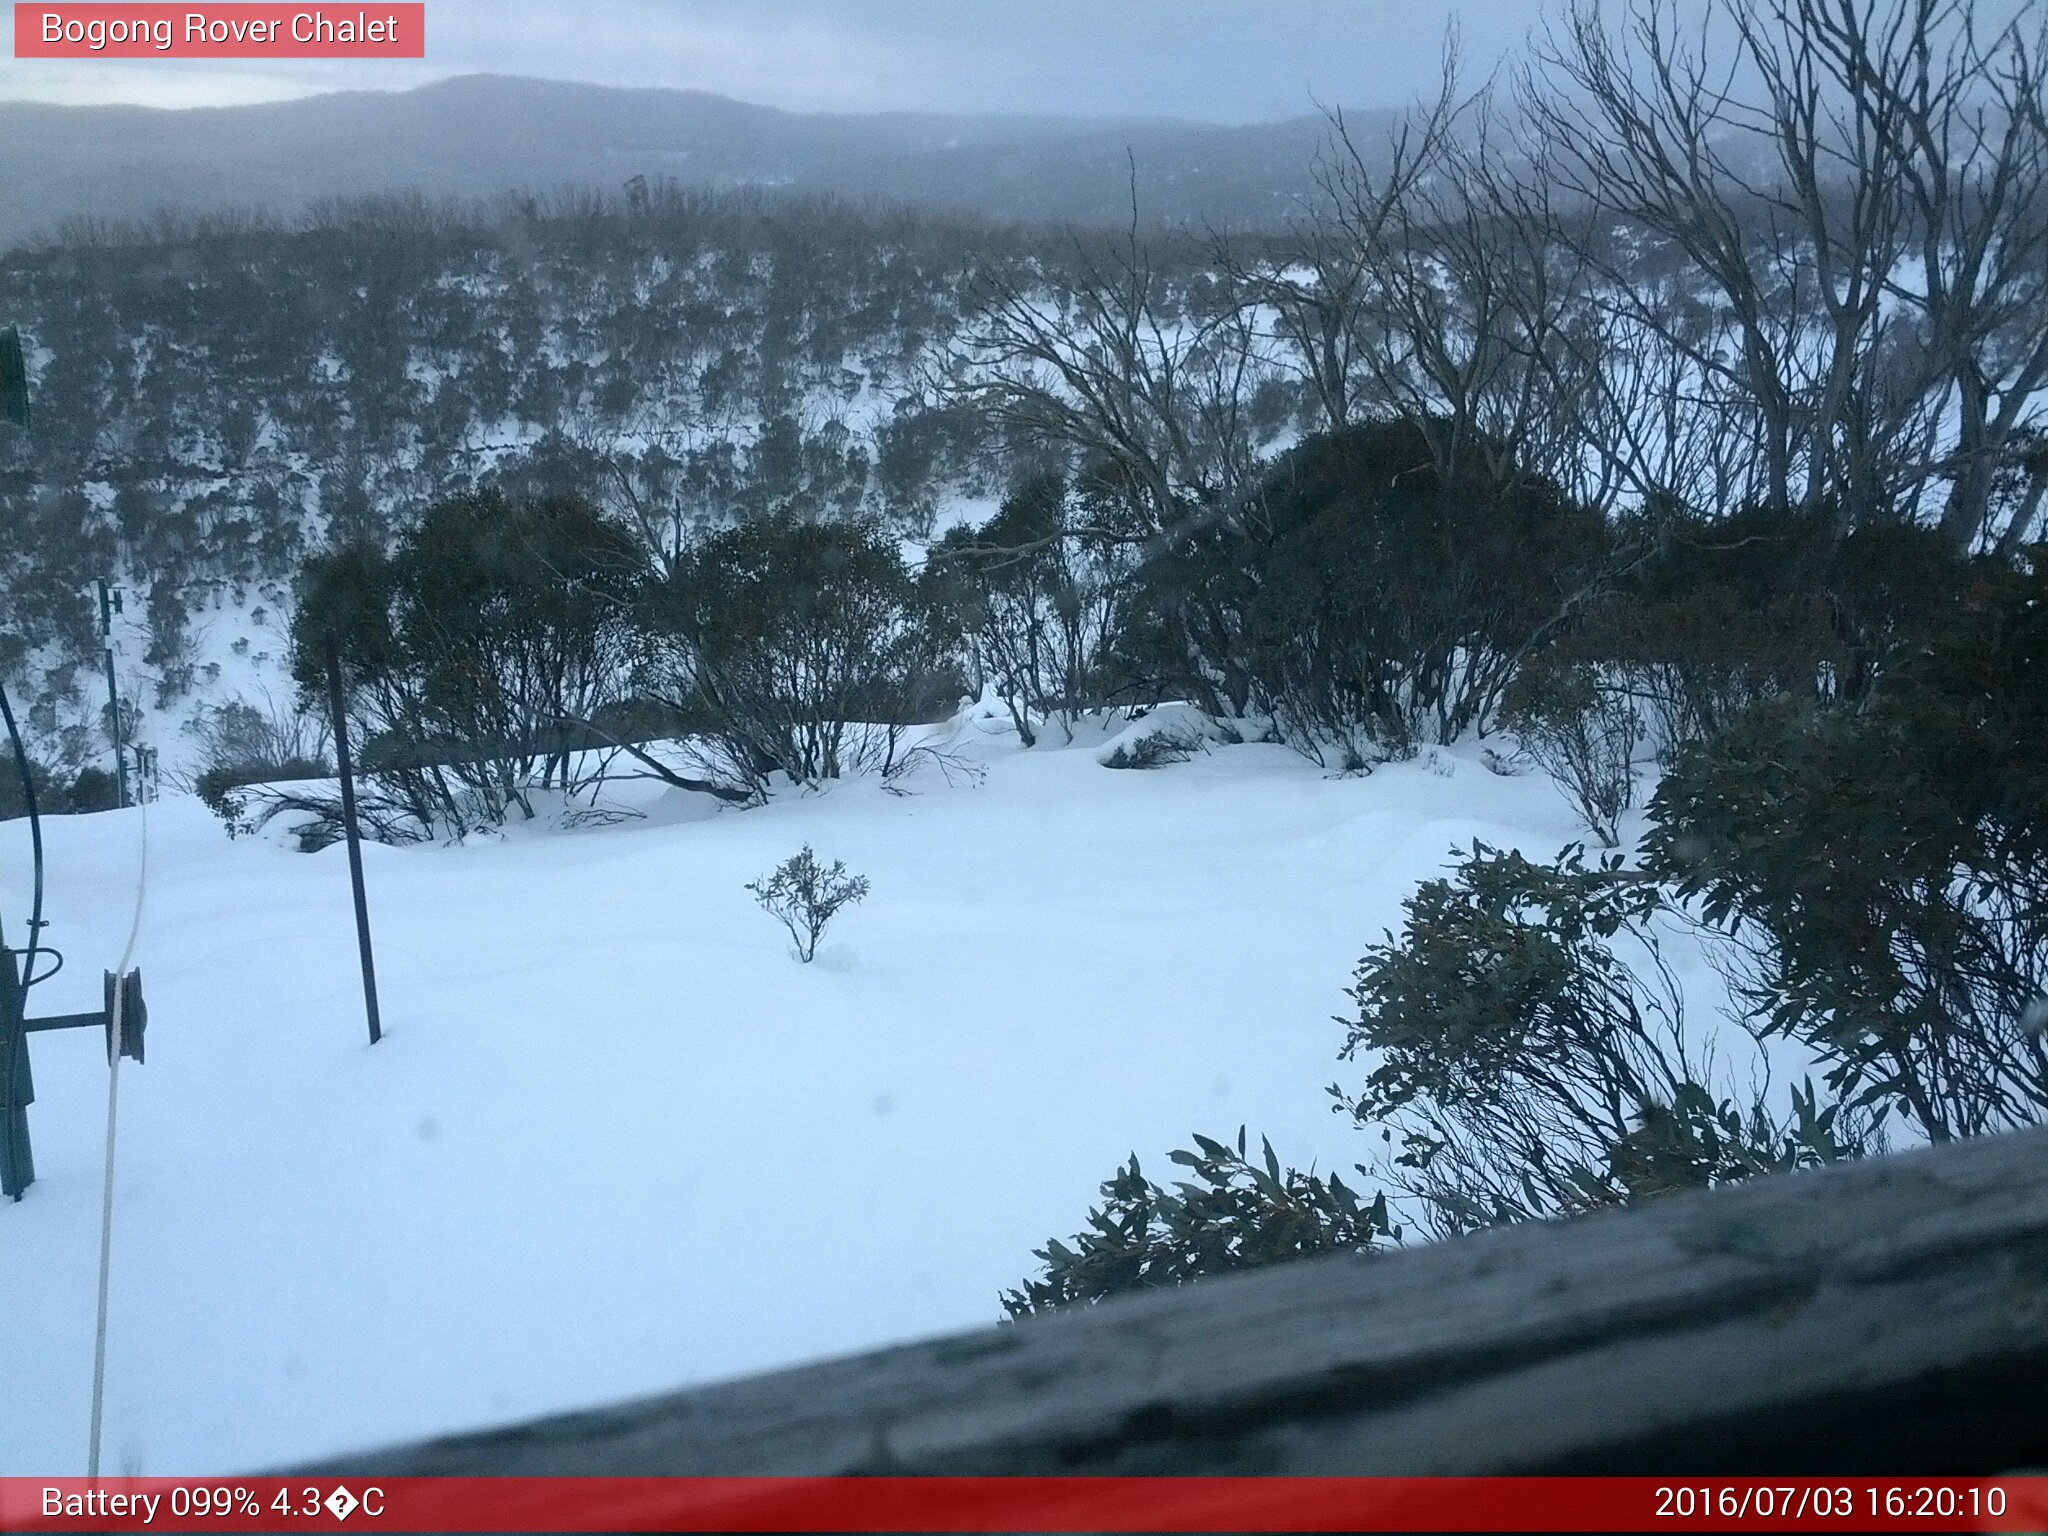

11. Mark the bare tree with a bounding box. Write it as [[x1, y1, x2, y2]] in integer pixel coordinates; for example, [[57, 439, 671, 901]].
[[1250, 49, 1645, 515], [1530, 0, 2048, 547], [1827, 0, 2048, 549], [952, 203, 1278, 550], [1367, 98, 1617, 499], [1533, 2, 1876, 523], [1214, 58, 1467, 435], [546, 393, 753, 579], [949, 201, 1293, 717]]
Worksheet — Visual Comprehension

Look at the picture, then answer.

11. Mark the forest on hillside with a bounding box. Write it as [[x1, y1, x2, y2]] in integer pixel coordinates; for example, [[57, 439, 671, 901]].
[[4, 1, 2046, 758], [0, 190, 1060, 738]]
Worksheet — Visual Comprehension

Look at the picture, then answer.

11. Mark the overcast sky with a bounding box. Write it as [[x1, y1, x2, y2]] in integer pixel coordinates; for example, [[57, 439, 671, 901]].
[[1, 1, 1546, 118]]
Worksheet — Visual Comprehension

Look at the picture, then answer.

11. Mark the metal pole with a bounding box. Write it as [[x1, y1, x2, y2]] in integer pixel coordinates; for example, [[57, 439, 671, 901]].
[[98, 581, 127, 809], [1, 947, 33, 1200], [323, 633, 383, 1045]]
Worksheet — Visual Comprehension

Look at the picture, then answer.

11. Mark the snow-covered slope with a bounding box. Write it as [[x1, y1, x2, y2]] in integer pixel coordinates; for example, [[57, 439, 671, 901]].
[[1, 719, 1590, 1475]]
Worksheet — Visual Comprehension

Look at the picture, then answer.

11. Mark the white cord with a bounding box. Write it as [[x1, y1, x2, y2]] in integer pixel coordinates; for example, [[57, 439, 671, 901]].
[[87, 778, 150, 1479]]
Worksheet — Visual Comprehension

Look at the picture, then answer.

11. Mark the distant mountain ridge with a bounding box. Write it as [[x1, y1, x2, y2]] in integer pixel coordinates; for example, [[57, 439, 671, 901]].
[[0, 73, 1388, 248]]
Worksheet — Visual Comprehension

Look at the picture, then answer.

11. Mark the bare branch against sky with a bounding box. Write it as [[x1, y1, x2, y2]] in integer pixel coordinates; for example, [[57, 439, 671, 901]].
[[0, 1, 1551, 118]]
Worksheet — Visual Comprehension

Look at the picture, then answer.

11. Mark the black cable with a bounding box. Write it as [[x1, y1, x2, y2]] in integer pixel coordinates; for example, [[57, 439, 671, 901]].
[[0, 672, 49, 998], [27, 946, 63, 986]]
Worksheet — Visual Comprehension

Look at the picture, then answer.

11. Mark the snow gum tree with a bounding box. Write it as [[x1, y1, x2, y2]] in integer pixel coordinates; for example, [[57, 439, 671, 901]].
[[292, 489, 642, 835], [638, 515, 952, 794]]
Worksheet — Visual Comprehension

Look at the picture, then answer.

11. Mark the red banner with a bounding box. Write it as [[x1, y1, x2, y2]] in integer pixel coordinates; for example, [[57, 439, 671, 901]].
[[2, 1477, 2046, 1532], [13, 5, 424, 58]]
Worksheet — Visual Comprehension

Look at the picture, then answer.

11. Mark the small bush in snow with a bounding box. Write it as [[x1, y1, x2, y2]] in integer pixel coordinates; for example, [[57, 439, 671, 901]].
[[1100, 724, 1203, 770], [747, 846, 870, 962], [185, 695, 338, 841]]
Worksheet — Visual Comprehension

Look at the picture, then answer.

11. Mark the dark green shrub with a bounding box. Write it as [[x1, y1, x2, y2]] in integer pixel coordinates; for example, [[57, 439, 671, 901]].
[[1130, 422, 1608, 761], [642, 515, 946, 791], [1335, 843, 1869, 1236], [1003, 1128, 1396, 1318], [1099, 732, 1201, 770], [924, 472, 1132, 745], [66, 765, 119, 813], [186, 696, 331, 824], [195, 756, 329, 815], [1, 752, 122, 818], [1554, 510, 1978, 760], [1645, 548, 2048, 1142], [1822, 521, 1977, 699], [293, 490, 643, 835], [0, 747, 57, 820]]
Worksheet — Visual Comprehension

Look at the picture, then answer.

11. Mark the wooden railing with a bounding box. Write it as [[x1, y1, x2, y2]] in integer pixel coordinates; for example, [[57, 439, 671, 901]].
[[312, 1124, 2048, 1476]]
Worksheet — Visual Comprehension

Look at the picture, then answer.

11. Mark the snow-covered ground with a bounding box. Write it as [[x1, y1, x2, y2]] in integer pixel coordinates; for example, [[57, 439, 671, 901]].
[[2, 717, 1587, 1475]]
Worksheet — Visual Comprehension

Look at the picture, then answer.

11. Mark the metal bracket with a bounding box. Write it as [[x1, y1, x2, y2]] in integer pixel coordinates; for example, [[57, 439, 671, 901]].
[[1, 949, 147, 1200]]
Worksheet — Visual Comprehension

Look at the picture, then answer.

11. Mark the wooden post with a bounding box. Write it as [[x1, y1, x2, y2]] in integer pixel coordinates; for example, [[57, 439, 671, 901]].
[[323, 634, 382, 1046]]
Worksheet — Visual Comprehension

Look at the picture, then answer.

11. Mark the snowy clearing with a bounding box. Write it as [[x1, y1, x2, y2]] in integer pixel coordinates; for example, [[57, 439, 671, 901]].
[[2, 722, 1588, 1475]]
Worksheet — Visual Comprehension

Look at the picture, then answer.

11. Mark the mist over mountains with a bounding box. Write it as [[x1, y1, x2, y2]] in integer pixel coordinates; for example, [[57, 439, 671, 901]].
[[0, 72, 1387, 248]]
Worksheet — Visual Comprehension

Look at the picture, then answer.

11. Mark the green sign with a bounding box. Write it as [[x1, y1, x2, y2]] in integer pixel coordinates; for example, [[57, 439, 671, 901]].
[[0, 327, 27, 430]]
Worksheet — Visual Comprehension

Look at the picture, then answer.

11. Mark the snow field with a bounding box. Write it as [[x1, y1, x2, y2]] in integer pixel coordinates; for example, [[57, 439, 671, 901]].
[[2, 723, 1580, 1473]]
